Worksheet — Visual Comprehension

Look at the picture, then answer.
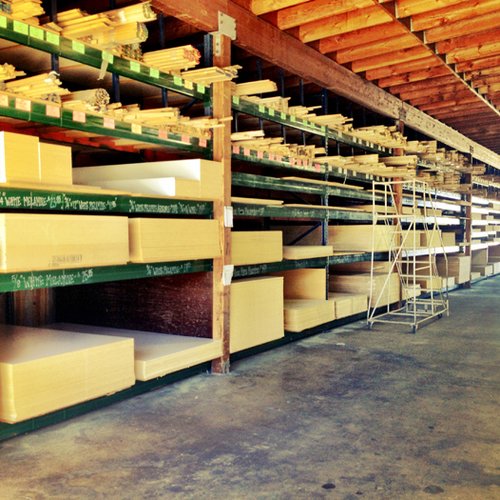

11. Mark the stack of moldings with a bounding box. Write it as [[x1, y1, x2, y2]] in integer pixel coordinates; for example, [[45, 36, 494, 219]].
[[0, 325, 134, 423], [73, 159, 223, 200], [230, 277, 284, 353]]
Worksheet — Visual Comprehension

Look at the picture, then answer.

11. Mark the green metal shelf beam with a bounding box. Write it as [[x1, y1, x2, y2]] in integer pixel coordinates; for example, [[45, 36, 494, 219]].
[[232, 172, 379, 202], [0, 260, 213, 292], [234, 257, 328, 278], [0, 15, 209, 100], [0, 187, 213, 215], [232, 202, 373, 221]]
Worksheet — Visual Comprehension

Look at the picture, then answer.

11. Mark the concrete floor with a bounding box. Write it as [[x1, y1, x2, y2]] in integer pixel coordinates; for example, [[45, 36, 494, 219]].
[[0, 277, 499, 500]]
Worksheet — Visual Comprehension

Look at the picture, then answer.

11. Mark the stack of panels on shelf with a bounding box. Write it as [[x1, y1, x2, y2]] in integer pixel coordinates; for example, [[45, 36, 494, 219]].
[[0, 214, 129, 272], [283, 245, 334, 260], [231, 231, 283, 266], [230, 277, 284, 353], [39, 142, 73, 186], [73, 160, 223, 200], [402, 256, 447, 291], [441, 232, 457, 247], [330, 272, 400, 308], [284, 300, 335, 333], [328, 292, 368, 319], [472, 264, 493, 277], [0, 131, 41, 184], [488, 246, 500, 274], [278, 268, 327, 300], [128, 218, 220, 263], [330, 225, 396, 252], [420, 230, 443, 248], [436, 255, 471, 284], [50, 324, 222, 381], [402, 230, 424, 249], [0, 325, 134, 424]]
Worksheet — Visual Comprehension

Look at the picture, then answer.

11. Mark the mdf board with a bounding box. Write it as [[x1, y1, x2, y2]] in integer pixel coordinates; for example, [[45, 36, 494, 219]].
[[403, 285, 421, 299], [330, 225, 396, 252], [0, 325, 134, 423], [92, 177, 200, 198], [129, 218, 220, 263], [331, 261, 393, 274], [39, 142, 72, 185], [491, 261, 500, 274], [330, 273, 400, 307], [437, 255, 470, 284], [73, 159, 223, 200], [442, 232, 456, 247], [0, 214, 129, 272], [472, 248, 488, 266], [231, 231, 283, 265], [283, 245, 334, 260], [472, 265, 493, 277], [416, 277, 444, 290], [276, 268, 327, 300], [284, 299, 335, 332], [402, 230, 423, 249], [0, 131, 40, 183], [50, 324, 222, 381], [471, 271, 482, 280], [329, 292, 368, 319], [230, 277, 284, 353], [421, 230, 443, 248]]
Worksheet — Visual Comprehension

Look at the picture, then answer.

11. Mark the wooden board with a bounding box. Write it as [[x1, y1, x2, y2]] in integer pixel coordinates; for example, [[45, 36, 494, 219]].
[[0, 214, 129, 272], [230, 277, 284, 353], [73, 159, 224, 200], [275, 268, 327, 300], [331, 261, 394, 274], [421, 230, 443, 248], [39, 142, 73, 186], [0, 325, 134, 423], [0, 131, 40, 183], [50, 323, 222, 381], [231, 231, 283, 265], [283, 245, 334, 260], [284, 299, 335, 332], [231, 196, 284, 205], [330, 225, 396, 252], [328, 292, 368, 319], [472, 265, 493, 277], [129, 218, 220, 263], [281, 176, 364, 190]]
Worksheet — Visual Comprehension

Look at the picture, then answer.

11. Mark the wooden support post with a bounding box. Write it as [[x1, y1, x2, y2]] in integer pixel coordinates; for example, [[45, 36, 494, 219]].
[[462, 169, 473, 289], [211, 34, 232, 374], [394, 119, 404, 306]]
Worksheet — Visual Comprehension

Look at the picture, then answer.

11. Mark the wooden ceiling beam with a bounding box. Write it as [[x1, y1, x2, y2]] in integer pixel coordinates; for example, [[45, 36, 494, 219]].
[[288, 5, 393, 43], [389, 75, 458, 94], [365, 56, 441, 80], [467, 67, 500, 81], [425, 11, 500, 44], [151, 0, 500, 165], [411, 90, 476, 107], [428, 104, 488, 119], [478, 83, 500, 95], [263, 0, 374, 31], [232, 0, 308, 16], [399, 83, 468, 101], [456, 55, 500, 73], [446, 42, 500, 65], [314, 20, 406, 54], [411, 0, 500, 31], [351, 46, 431, 73], [335, 34, 419, 64], [418, 96, 480, 111], [377, 66, 450, 88], [396, 0, 467, 18], [437, 29, 500, 54]]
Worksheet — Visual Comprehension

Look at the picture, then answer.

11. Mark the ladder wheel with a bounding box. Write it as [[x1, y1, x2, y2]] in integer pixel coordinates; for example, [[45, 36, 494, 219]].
[[412, 325, 417, 334]]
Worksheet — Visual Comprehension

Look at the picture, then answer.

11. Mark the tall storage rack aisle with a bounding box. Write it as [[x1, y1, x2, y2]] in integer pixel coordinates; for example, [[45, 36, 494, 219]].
[[0, 2, 499, 440]]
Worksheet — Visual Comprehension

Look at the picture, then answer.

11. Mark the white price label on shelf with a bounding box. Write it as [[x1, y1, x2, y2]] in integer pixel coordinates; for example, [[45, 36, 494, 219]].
[[15, 98, 31, 112], [257, 150, 264, 159], [102, 51, 114, 64], [149, 67, 159, 78], [232, 96, 240, 105], [199, 138, 208, 148], [130, 61, 141, 72], [46, 104, 60, 118], [13, 20, 28, 35], [197, 83, 206, 94], [314, 163, 321, 172], [72, 110, 86, 123], [0, 94, 8, 107], [29, 25, 44, 40], [243, 148, 251, 156], [181, 134, 190, 144], [222, 265, 235, 286], [131, 123, 142, 135], [46, 31, 59, 45], [173, 75, 183, 86], [268, 108, 275, 116], [224, 206, 234, 228], [232, 145, 239, 154], [158, 129, 168, 140], [184, 80, 194, 90], [0, 16, 7, 28], [103, 117, 115, 129], [72, 40, 85, 54]]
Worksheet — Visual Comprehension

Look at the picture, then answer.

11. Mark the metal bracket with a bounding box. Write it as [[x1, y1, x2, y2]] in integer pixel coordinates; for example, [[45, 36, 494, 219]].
[[224, 206, 234, 228], [211, 11, 236, 56], [222, 264, 235, 286]]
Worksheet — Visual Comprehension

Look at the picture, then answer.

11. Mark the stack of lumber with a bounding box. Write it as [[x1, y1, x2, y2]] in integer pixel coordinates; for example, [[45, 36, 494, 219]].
[[143, 46, 201, 72], [340, 154, 415, 178], [128, 218, 220, 263], [2, 0, 43, 20], [5, 72, 69, 100], [181, 65, 240, 85], [287, 105, 321, 118], [283, 245, 334, 260], [350, 125, 407, 149], [328, 292, 368, 319], [230, 277, 284, 353], [330, 225, 396, 252], [244, 95, 290, 112], [232, 79, 277, 96], [0, 63, 25, 82], [0, 325, 134, 423], [105, 2, 156, 24], [93, 22, 149, 48], [231, 231, 283, 266], [0, 213, 129, 272], [50, 323, 222, 381], [307, 114, 352, 130], [120, 105, 181, 126], [62, 88, 110, 112], [380, 155, 418, 168], [73, 159, 223, 200], [406, 140, 437, 155]]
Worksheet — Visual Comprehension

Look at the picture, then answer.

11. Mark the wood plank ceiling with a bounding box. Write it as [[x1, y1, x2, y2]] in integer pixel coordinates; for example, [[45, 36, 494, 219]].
[[234, 0, 500, 154]]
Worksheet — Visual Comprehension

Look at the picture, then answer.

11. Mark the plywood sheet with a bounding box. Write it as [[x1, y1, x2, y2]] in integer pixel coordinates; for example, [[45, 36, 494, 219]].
[[231, 196, 283, 205], [276, 268, 327, 300], [283, 245, 334, 260], [330, 225, 396, 252], [0, 214, 129, 272], [421, 230, 443, 248], [437, 255, 470, 284], [0, 325, 134, 423], [230, 277, 284, 353], [231, 231, 283, 265], [129, 218, 220, 263], [328, 293, 352, 319], [39, 142, 73, 185], [50, 323, 222, 381], [0, 131, 40, 183], [73, 159, 223, 200], [284, 299, 335, 332]]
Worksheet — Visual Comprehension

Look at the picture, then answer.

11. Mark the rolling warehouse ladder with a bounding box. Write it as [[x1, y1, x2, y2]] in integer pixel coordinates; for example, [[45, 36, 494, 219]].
[[367, 179, 449, 333]]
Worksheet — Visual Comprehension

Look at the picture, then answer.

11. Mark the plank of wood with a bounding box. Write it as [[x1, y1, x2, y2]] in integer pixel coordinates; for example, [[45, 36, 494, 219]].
[[231, 196, 284, 205], [129, 218, 220, 263], [0, 214, 129, 272], [283, 245, 334, 260], [231, 231, 283, 265], [0, 325, 134, 423], [284, 299, 335, 332], [0, 131, 40, 183], [330, 225, 396, 252], [50, 323, 222, 381], [276, 268, 327, 300], [329, 292, 368, 318], [230, 277, 284, 353], [39, 142, 73, 186], [281, 176, 363, 190]]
